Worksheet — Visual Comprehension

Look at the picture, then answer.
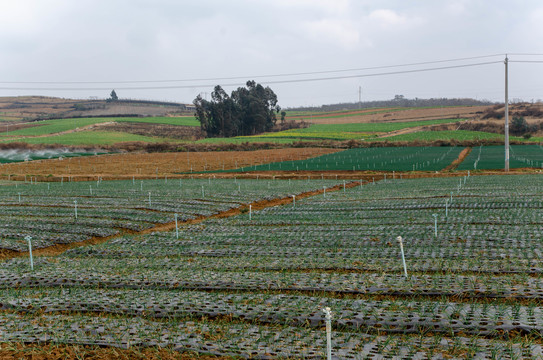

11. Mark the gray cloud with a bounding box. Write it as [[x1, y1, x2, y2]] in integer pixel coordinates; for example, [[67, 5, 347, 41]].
[[1, 0, 542, 107]]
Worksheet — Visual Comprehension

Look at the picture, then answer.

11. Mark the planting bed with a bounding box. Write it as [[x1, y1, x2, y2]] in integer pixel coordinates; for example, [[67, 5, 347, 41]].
[[458, 145, 543, 170], [0, 178, 340, 252], [1, 174, 543, 358], [228, 146, 465, 172]]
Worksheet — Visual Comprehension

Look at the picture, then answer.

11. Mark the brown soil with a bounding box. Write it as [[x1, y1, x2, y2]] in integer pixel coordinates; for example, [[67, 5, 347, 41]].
[[2, 122, 44, 132], [0, 148, 340, 181], [0, 342, 230, 360], [443, 147, 472, 171], [286, 107, 395, 119], [96, 122, 204, 140], [430, 118, 543, 135], [289, 106, 488, 125]]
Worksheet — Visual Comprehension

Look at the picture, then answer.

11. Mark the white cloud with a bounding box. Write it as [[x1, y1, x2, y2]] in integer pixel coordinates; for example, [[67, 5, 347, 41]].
[[0, 0, 541, 106], [368, 9, 420, 29], [271, 0, 350, 14], [0, 0, 73, 35], [447, 3, 466, 15], [526, 8, 543, 37], [302, 18, 361, 50]]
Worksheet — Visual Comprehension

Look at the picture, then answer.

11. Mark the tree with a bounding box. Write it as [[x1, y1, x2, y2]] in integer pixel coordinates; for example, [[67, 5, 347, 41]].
[[108, 89, 118, 102], [280, 111, 286, 124], [511, 116, 528, 135], [193, 81, 280, 138]]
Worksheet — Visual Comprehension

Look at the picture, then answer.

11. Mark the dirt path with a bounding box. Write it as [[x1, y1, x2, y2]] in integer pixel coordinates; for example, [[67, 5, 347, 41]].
[[443, 147, 473, 171], [378, 125, 426, 138]]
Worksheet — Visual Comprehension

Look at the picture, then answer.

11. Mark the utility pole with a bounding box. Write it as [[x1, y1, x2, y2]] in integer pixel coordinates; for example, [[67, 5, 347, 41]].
[[358, 86, 362, 109], [504, 55, 510, 172]]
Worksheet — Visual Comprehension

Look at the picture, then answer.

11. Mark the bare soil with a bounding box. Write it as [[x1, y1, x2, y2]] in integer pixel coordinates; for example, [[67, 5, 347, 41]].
[[96, 121, 204, 140], [288, 106, 489, 125], [0, 148, 340, 181]]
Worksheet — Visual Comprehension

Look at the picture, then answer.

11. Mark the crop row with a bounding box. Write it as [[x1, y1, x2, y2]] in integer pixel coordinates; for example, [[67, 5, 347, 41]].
[[1, 312, 539, 359], [2, 174, 543, 356], [2, 288, 543, 337], [458, 145, 543, 170], [226, 146, 465, 172], [0, 178, 341, 251]]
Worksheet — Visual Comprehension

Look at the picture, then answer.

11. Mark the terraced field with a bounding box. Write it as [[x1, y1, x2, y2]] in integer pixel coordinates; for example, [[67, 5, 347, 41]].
[[2, 174, 543, 358]]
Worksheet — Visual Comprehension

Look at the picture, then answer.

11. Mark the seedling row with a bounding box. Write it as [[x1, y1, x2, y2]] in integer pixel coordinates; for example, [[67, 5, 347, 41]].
[[2, 174, 543, 357]]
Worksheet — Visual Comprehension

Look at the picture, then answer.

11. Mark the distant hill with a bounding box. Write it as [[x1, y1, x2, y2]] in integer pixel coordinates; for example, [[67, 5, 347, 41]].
[[289, 97, 495, 112], [0, 96, 192, 122]]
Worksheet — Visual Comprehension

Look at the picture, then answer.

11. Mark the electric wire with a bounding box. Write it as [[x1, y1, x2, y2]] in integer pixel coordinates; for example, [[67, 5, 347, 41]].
[[0, 54, 505, 85], [0, 61, 503, 91]]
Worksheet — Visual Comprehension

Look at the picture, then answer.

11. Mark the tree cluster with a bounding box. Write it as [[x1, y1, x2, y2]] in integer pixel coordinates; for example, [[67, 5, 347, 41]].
[[193, 81, 280, 138], [107, 90, 118, 102], [510, 116, 541, 136]]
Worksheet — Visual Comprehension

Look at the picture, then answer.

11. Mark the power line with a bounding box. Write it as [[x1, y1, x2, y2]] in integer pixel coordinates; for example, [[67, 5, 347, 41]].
[[507, 53, 543, 56], [0, 61, 503, 91], [0, 54, 505, 85]]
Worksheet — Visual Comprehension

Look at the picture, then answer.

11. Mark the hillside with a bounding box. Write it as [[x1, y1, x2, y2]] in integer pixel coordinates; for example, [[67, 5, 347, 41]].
[[0, 96, 190, 121], [0, 96, 542, 147]]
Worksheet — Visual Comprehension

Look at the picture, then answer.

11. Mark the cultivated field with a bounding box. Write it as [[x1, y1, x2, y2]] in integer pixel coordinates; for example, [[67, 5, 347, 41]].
[[0, 148, 339, 180], [0, 96, 188, 121], [2, 174, 543, 358], [285, 106, 488, 124], [2, 96, 543, 358]]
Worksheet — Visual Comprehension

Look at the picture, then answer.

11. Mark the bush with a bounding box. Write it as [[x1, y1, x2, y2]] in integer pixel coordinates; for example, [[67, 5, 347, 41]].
[[511, 116, 528, 135]]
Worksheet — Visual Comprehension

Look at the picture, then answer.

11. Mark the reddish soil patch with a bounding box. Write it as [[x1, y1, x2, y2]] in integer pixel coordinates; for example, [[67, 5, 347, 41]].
[[0, 148, 339, 181], [286, 107, 394, 119], [443, 147, 472, 171], [2, 122, 44, 132]]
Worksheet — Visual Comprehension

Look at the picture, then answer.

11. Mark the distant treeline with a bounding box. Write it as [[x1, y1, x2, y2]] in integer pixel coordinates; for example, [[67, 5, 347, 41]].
[[107, 99, 186, 108], [289, 97, 495, 112]]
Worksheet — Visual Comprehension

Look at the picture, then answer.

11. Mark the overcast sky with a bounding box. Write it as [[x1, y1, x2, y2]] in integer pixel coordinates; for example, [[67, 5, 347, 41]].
[[1, 0, 542, 107]]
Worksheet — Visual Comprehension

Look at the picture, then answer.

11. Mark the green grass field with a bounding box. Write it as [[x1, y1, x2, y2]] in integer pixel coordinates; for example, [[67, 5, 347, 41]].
[[378, 130, 515, 142], [1, 117, 198, 138], [298, 118, 464, 133], [0, 110, 538, 148], [198, 119, 467, 143], [458, 145, 543, 170], [196, 137, 302, 144], [5, 131, 176, 145]]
